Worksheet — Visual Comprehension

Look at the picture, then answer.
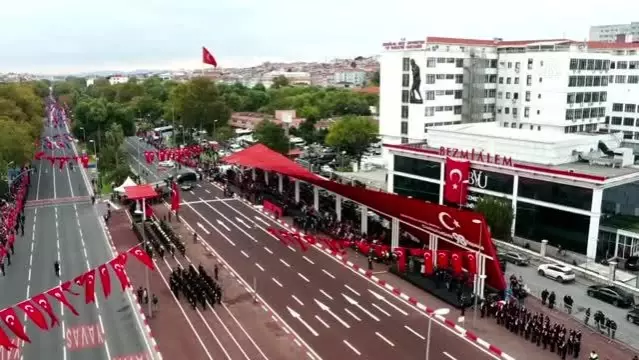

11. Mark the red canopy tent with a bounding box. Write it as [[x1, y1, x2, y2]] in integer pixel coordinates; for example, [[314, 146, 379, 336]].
[[123, 185, 158, 200], [223, 144, 506, 291]]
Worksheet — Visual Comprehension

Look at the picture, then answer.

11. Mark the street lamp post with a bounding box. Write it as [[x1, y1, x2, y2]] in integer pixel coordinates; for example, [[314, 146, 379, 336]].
[[89, 140, 98, 195], [471, 219, 483, 329], [80, 127, 86, 143], [425, 308, 450, 360]]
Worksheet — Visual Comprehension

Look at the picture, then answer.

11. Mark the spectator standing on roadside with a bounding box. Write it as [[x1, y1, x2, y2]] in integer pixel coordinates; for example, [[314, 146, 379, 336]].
[[541, 289, 549, 305], [548, 291, 556, 309]]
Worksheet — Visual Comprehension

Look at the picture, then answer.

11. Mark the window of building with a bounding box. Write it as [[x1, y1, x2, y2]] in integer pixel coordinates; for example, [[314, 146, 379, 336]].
[[436, 74, 446, 80], [506, 92, 511, 99], [537, 110, 541, 115], [593, 76, 601, 86], [528, 58, 534, 70], [616, 75, 626, 84], [586, 59, 594, 70], [425, 107, 434, 117], [577, 76, 585, 86], [575, 109, 582, 119], [401, 90, 409, 103], [499, 77, 504, 84], [578, 59, 587, 70], [401, 121, 408, 135], [505, 107, 510, 114], [584, 92, 592, 103], [402, 58, 410, 72], [585, 76, 593, 87], [611, 116, 622, 125], [600, 92, 607, 102], [603, 60, 611, 70], [435, 106, 444, 111], [524, 107, 530, 118], [566, 109, 575, 120], [426, 75, 436, 84], [592, 92, 600, 102], [511, 123, 517, 128], [513, 92, 519, 100], [599, 107, 606, 117], [595, 59, 603, 70], [435, 90, 446, 96], [426, 91, 435, 100], [630, 61, 639, 69], [525, 91, 531, 101], [504, 122, 509, 127], [446, 58, 455, 63], [455, 75, 464, 84], [394, 156, 441, 180], [569, 59, 578, 70], [437, 57, 446, 63], [576, 93, 584, 103], [539, 77, 543, 83], [612, 103, 623, 112], [446, 74, 454, 80], [617, 61, 628, 69], [402, 74, 409, 87], [401, 105, 409, 119], [537, 93, 541, 99], [628, 76, 639, 84], [454, 90, 462, 99], [507, 62, 512, 68], [567, 93, 576, 104], [568, 76, 577, 87], [624, 118, 635, 126], [455, 59, 464, 68], [602, 76, 609, 86], [444, 106, 453, 111], [426, 58, 436, 67], [513, 108, 518, 116], [583, 108, 590, 118], [625, 104, 636, 113], [454, 106, 462, 115], [443, 90, 453, 96]]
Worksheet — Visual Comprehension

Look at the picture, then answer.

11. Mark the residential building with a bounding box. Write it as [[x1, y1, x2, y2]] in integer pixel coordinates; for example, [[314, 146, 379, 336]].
[[334, 71, 367, 86], [261, 71, 311, 88], [107, 74, 129, 85], [590, 22, 639, 42]]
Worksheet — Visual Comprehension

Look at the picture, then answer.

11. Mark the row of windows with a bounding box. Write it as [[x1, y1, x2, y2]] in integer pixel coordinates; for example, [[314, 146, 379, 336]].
[[609, 116, 639, 127], [565, 107, 607, 120], [569, 58, 610, 71], [424, 105, 463, 116], [611, 75, 639, 84], [567, 91, 608, 104], [503, 122, 543, 130], [499, 58, 541, 71], [423, 57, 498, 69], [499, 75, 542, 86], [610, 61, 639, 70], [611, 103, 639, 113], [567, 75, 609, 87], [565, 124, 598, 133], [423, 121, 463, 132], [498, 107, 541, 117]]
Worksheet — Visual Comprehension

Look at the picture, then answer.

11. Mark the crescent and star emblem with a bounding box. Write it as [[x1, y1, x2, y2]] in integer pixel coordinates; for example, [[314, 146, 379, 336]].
[[25, 305, 33, 312], [38, 300, 48, 308], [438, 212, 460, 231], [6, 315, 14, 324]]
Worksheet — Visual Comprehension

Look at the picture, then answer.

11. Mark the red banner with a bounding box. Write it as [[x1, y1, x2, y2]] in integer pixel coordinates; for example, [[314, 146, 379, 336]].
[[465, 252, 477, 275], [443, 157, 470, 205], [437, 250, 449, 269], [451, 252, 462, 275], [423, 252, 433, 275]]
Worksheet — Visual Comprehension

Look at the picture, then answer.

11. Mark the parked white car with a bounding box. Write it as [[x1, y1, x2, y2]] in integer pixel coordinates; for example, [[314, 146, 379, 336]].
[[537, 264, 576, 283], [158, 160, 175, 168]]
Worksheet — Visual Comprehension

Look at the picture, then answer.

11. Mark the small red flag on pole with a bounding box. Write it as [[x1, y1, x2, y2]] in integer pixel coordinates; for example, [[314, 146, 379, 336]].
[[202, 47, 217, 67]]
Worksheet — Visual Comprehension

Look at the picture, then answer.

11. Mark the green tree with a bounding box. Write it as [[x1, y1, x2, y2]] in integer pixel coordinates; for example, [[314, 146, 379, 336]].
[[130, 95, 163, 122], [254, 120, 289, 154], [296, 119, 319, 144], [474, 196, 513, 241], [325, 116, 378, 166], [168, 77, 231, 132], [271, 75, 289, 89], [0, 116, 36, 169], [213, 126, 234, 144], [369, 70, 380, 86]]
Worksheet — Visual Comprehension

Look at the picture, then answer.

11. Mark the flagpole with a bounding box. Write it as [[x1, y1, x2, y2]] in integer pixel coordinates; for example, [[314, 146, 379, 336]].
[[141, 199, 153, 319]]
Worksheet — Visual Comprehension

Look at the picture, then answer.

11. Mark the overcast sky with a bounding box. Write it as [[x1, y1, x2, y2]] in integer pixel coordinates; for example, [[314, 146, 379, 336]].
[[1, 0, 637, 74]]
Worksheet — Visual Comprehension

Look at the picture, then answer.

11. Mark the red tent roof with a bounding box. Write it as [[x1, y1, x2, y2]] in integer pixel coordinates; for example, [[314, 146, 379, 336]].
[[124, 184, 158, 200], [222, 144, 506, 291]]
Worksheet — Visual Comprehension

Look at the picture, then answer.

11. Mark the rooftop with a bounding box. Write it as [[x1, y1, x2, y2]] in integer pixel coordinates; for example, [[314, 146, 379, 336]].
[[429, 122, 595, 143]]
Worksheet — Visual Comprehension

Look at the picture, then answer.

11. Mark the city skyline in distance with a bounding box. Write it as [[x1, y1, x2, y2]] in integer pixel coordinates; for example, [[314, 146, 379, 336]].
[[1, 0, 637, 74]]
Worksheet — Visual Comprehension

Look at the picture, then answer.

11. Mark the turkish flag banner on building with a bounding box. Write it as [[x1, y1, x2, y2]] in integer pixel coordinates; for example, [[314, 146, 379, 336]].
[[0, 327, 16, 350], [31, 294, 59, 328], [437, 250, 449, 269], [128, 245, 155, 270], [16, 300, 49, 331], [109, 254, 131, 291], [0, 307, 31, 343], [451, 252, 463, 274], [98, 264, 112, 299], [423, 252, 434, 275], [202, 47, 218, 67], [465, 252, 477, 275], [443, 157, 471, 205]]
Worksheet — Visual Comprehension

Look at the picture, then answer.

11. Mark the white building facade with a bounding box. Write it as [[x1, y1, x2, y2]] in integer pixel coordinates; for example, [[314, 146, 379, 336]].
[[334, 71, 367, 86], [379, 36, 639, 261], [590, 22, 639, 42]]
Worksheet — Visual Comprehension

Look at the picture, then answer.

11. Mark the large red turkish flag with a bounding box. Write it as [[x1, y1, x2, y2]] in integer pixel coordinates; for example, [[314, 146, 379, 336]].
[[202, 47, 218, 67], [443, 157, 470, 205]]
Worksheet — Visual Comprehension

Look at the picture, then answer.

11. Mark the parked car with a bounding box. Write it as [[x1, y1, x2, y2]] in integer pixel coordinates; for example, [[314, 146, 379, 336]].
[[627, 308, 639, 325], [586, 285, 635, 308], [625, 256, 639, 271], [158, 160, 175, 168], [502, 251, 530, 266], [537, 264, 576, 283]]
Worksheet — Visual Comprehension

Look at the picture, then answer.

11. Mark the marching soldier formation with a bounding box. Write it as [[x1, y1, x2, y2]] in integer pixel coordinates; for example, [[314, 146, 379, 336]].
[[169, 264, 222, 310], [481, 299, 583, 359]]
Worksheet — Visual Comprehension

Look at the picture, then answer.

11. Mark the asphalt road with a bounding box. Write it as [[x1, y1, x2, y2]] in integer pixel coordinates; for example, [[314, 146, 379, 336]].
[[122, 141, 502, 360], [0, 122, 151, 359]]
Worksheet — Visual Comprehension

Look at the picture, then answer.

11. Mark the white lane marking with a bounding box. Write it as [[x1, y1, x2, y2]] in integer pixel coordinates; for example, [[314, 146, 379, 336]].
[[264, 246, 273, 254], [205, 189, 211, 194], [344, 284, 360, 296], [298, 272, 310, 283], [443, 352, 457, 360], [314, 299, 350, 329], [302, 256, 314, 264], [235, 217, 251, 229], [241, 250, 250, 258], [292, 295, 304, 306], [314, 315, 330, 329], [343, 340, 361, 356], [256, 263, 265, 272], [288, 245, 296, 252], [197, 222, 210, 235], [279, 259, 291, 267], [371, 303, 391, 317], [319, 289, 333, 300], [216, 219, 230, 231], [287, 307, 319, 337], [254, 216, 270, 226], [342, 294, 379, 322], [404, 325, 425, 340], [272, 278, 283, 287], [322, 269, 335, 279], [184, 204, 236, 246], [375, 332, 395, 347], [367, 289, 409, 316], [343, 308, 361, 322]]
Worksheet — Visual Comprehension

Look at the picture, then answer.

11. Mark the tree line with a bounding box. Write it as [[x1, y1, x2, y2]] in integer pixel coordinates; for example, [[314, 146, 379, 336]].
[[0, 81, 49, 195]]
